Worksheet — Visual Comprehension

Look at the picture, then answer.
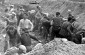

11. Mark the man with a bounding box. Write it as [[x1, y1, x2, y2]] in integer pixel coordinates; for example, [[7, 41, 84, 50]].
[[59, 16, 75, 41], [9, 12, 17, 23], [39, 14, 51, 42], [34, 8, 42, 31], [5, 12, 17, 29], [17, 12, 41, 52], [17, 12, 33, 35], [9, 5, 15, 12], [50, 12, 63, 40], [16, 8, 24, 26]]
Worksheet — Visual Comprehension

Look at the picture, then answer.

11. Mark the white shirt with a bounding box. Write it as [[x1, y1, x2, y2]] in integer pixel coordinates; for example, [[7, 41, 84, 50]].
[[19, 19, 34, 31]]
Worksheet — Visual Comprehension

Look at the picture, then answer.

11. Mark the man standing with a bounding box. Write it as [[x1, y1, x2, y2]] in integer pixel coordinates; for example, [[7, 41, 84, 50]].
[[17, 12, 33, 35], [17, 12, 41, 52], [16, 8, 25, 26], [50, 12, 63, 40]]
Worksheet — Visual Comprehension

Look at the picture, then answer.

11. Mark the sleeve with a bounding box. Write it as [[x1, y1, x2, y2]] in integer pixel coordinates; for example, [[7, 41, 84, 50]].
[[17, 19, 22, 35], [28, 20, 34, 31], [50, 20, 53, 26], [67, 24, 73, 35], [14, 16, 17, 22], [18, 19, 23, 27]]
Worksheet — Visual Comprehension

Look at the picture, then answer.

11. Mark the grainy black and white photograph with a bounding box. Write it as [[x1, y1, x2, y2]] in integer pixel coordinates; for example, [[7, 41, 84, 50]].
[[1, 0, 85, 55]]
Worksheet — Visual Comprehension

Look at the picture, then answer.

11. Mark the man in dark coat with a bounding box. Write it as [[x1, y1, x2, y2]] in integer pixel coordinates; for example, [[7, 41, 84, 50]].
[[59, 16, 75, 41], [50, 12, 63, 40], [6, 26, 21, 48], [16, 9, 24, 26]]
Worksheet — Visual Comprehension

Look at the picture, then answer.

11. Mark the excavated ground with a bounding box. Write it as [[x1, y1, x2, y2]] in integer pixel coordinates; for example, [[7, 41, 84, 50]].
[[0, 0, 85, 55]]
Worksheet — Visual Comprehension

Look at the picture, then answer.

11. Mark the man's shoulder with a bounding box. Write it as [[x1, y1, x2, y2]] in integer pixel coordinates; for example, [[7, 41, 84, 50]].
[[26, 19, 31, 21], [20, 19, 24, 21]]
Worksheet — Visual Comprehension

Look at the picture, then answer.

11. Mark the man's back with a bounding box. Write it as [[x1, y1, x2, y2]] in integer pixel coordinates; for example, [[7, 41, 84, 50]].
[[52, 16, 63, 29], [20, 33, 31, 46], [59, 21, 71, 36], [62, 21, 70, 29]]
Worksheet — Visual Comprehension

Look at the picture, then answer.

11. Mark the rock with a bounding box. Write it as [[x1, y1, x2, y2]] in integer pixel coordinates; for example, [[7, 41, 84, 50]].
[[82, 38, 85, 44], [26, 43, 45, 55], [5, 47, 18, 55], [61, 38, 68, 42]]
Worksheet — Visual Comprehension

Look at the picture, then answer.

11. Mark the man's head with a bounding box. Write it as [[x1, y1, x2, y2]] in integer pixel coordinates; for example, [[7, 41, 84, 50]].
[[56, 12, 60, 17], [19, 9, 24, 14], [10, 5, 14, 9], [23, 12, 28, 19], [6, 26, 16, 35], [68, 16, 72, 22], [68, 16, 76, 23], [43, 13, 47, 18], [19, 6, 23, 9], [36, 6, 41, 10]]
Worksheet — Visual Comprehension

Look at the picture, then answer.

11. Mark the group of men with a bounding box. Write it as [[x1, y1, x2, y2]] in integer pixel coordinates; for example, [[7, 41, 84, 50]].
[[2, 4, 85, 55], [3, 5, 42, 55], [38, 10, 84, 44]]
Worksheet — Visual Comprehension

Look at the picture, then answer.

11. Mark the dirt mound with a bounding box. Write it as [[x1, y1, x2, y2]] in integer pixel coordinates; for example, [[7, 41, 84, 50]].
[[26, 38, 85, 55]]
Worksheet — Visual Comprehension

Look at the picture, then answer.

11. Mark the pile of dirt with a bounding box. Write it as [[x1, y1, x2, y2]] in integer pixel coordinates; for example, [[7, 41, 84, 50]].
[[26, 38, 85, 55]]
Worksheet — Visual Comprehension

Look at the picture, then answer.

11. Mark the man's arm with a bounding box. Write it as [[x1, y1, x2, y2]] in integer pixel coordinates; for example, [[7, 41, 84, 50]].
[[28, 20, 34, 31], [50, 20, 53, 26], [17, 19, 23, 35], [29, 34, 41, 43], [67, 24, 73, 35]]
